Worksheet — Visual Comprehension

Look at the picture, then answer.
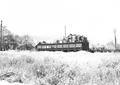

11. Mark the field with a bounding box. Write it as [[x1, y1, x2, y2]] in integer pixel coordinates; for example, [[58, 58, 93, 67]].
[[0, 51, 120, 85]]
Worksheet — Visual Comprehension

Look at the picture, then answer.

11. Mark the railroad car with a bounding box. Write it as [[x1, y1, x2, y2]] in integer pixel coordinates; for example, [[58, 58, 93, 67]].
[[35, 34, 89, 52]]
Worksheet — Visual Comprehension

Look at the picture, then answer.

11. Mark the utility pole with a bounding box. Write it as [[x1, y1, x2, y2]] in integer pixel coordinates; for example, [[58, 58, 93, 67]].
[[0, 20, 3, 51], [1, 20, 2, 42], [114, 29, 117, 50]]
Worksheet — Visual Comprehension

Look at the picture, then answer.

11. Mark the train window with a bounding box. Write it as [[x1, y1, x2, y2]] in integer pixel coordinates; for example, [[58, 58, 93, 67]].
[[69, 44, 75, 48], [63, 44, 68, 48], [37, 45, 42, 49], [41, 45, 46, 49], [57, 45, 62, 48], [54, 45, 57, 48], [76, 44, 82, 47], [51, 45, 56, 48], [46, 45, 51, 48], [46, 45, 48, 48]]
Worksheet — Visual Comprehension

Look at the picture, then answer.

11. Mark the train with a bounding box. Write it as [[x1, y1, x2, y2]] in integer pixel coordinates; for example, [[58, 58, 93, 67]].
[[35, 34, 89, 52]]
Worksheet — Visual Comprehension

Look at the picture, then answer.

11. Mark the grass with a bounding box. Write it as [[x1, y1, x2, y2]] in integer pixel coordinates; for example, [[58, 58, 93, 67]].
[[0, 51, 120, 85]]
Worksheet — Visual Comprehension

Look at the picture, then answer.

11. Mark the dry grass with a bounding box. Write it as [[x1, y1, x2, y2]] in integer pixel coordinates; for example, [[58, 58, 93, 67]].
[[0, 51, 120, 85]]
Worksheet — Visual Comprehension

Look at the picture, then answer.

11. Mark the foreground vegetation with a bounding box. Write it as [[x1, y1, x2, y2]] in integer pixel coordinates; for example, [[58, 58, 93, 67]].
[[0, 51, 120, 85]]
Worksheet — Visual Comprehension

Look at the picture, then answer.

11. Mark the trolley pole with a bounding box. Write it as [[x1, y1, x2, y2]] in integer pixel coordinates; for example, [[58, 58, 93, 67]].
[[65, 25, 66, 38], [114, 29, 117, 51]]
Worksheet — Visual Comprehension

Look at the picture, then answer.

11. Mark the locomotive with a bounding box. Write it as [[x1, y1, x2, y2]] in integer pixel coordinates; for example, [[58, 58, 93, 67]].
[[35, 34, 89, 52]]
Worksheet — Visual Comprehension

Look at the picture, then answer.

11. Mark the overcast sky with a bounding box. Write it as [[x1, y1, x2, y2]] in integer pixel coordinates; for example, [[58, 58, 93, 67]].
[[0, 0, 120, 45]]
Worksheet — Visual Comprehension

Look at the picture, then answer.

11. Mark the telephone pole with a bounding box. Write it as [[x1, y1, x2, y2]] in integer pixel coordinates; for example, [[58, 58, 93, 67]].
[[0, 20, 3, 51], [1, 20, 2, 42]]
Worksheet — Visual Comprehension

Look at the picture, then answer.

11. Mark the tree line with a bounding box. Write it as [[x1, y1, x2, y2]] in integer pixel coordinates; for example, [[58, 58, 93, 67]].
[[0, 27, 35, 51]]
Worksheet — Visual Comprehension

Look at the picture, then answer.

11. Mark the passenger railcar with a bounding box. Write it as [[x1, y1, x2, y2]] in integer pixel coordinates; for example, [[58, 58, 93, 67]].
[[35, 35, 89, 52], [36, 42, 84, 52]]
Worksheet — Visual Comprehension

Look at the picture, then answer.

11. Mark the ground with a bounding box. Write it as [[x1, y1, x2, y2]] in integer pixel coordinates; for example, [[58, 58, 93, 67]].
[[0, 50, 120, 85]]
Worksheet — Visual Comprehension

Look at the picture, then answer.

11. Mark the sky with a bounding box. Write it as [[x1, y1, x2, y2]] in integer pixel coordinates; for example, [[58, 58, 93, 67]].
[[0, 0, 120, 45]]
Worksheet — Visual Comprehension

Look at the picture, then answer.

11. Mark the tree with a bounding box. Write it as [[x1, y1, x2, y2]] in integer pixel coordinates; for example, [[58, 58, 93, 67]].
[[3, 34, 18, 50], [56, 40, 60, 43], [17, 35, 34, 50], [42, 41, 46, 44]]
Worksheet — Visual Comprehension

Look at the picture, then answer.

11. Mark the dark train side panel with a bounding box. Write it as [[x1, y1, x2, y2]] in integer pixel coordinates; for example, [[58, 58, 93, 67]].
[[35, 42, 87, 52]]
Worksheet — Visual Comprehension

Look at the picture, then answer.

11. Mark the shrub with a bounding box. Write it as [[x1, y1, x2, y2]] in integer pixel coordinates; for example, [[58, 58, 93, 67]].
[[47, 76, 59, 85]]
